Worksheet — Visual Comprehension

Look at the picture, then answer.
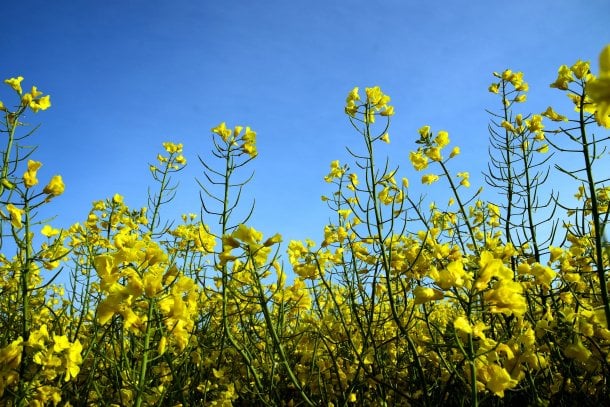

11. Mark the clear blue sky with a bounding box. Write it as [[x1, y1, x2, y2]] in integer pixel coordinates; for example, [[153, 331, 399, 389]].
[[3, 1, 609, 248]]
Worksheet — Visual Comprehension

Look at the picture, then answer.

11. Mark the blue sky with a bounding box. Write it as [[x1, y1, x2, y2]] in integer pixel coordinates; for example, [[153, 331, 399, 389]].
[[2, 1, 609, 249]]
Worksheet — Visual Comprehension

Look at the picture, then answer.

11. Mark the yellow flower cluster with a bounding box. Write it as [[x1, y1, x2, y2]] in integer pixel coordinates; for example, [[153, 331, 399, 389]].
[[2, 46, 610, 405], [345, 85, 394, 124], [2, 76, 51, 113], [410, 126, 461, 186], [323, 159, 346, 183], [489, 69, 529, 105], [547, 47, 610, 127], [491, 71, 552, 154], [211, 122, 258, 158]]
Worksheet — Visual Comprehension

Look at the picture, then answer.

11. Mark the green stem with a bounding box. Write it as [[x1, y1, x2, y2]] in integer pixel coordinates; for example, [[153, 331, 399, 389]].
[[359, 106, 429, 405], [1, 111, 19, 196], [578, 95, 610, 329], [148, 155, 173, 235], [134, 298, 155, 407], [251, 257, 315, 406], [439, 160, 479, 253], [501, 81, 514, 247], [468, 333, 478, 407], [17, 194, 33, 406]]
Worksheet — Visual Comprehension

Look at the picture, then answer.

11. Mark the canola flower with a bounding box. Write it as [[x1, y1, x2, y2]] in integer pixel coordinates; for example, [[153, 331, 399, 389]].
[[43, 175, 65, 196], [345, 85, 394, 123], [23, 160, 43, 188]]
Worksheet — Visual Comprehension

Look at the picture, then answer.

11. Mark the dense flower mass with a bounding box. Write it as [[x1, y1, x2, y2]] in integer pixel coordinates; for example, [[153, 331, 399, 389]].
[[1, 44, 610, 406]]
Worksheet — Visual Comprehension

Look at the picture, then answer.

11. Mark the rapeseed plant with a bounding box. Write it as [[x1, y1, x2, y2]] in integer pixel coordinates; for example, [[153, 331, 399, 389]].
[[0, 44, 609, 406]]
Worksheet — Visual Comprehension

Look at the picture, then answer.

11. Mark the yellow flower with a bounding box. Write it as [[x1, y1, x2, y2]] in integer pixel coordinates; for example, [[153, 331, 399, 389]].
[[484, 279, 526, 316], [409, 151, 428, 171], [457, 172, 470, 188], [28, 85, 43, 98], [425, 146, 443, 162], [550, 65, 573, 90], [500, 120, 516, 133], [472, 322, 489, 340], [515, 114, 523, 127], [413, 286, 443, 304], [380, 133, 390, 143], [530, 263, 555, 287], [481, 364, 518, 397], [514, 94, 526, 103], [437, 259, 467, 289], [232, 224, 263, 248], [476, 251, 511, 289], [41, 224, 60, 237], [263, 233, 282, 247], [6, 203, 24, 228], [0, 337, 24, 369], [380, 105, 394, 116], [418, 125, 431, 139], [541, 106, 568, 122], [324, 160, 345, 182], [345, 100, 358, 116], [453, 316, 472, 334], [26, 325, 50, 350], [64, 340, 83, 382], [53, 334, 71, 353], [143, 268, 164, 297], [378, 186, 398, 205], [421, 174, 439, 185], [434, 130, 450, 148], [240, 126, 257, 158], [349, 173, 359, 188], [549, 246, 563, 262], [525, 114, 544, 133], [449, 146, 460, 158], [513, 78, 528, 92], [162, 142, 183, 154], [23, 160, 43, 188], [487, 203, 500, 218], [231, 125, 243, 137], [96, 284, 127, 324], [212, 122, 232, 141], [158, 336, 168, 355], [346, 86, 360, 103], [21, 92, 33, 105], [175, 154, 186, 165], [4, 76, 24, 94], [29, 95, 51, 112], [365, 86, 390, 108], [488, 83, 500, 94], [571, 60, 590, 80], [564, 340, 591, 363], [43, 175, 65, 196], [196, 224, 216, 252]]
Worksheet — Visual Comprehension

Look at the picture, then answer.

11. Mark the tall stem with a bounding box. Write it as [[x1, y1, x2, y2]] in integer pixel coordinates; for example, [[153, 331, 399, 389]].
[[578, 97, 610, 328]]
